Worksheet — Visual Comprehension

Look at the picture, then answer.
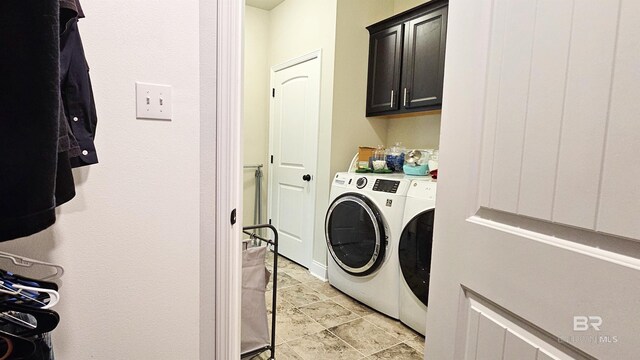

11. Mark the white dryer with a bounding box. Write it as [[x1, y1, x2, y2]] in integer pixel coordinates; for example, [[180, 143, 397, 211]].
[[398, 179, 437, 335], [325, 172, 410, 318]]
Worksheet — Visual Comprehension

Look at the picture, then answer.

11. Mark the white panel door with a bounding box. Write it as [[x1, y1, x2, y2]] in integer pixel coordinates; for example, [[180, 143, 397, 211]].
[[269, 53, 321, 268], [427, 0, 640, 359]]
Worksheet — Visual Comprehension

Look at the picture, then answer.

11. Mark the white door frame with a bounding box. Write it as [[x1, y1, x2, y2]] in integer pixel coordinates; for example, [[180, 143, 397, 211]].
[[267, 49, 323, 268], [207, 0, 243, 359]]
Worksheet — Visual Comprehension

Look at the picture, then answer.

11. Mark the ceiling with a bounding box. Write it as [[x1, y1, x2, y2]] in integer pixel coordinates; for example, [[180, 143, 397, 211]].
[[246, 0, 285, 11]]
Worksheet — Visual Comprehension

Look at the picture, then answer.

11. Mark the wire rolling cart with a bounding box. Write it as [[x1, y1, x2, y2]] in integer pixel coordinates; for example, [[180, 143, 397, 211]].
[[241, 224, 278, 360]]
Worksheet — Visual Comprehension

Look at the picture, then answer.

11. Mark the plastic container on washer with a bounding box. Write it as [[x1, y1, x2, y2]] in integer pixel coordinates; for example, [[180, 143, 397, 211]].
[[372, 145, 388, 171], [385, 142, 405, 172]]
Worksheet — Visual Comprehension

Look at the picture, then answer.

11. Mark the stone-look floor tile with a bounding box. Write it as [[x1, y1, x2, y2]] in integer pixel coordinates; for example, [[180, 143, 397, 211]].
[[248, 342, 303, 360], [403, 335, 425, 355], [267, 271, 301, 291], [248, 349, 271, 360], [274, 308, 324, 343], [288, 330, 364, 360], [264, 343, 304, 360], [279, 284, 327, 307], [276, 256, 300, 269], [274, 331, 285, 345], [275, 343, 305, 360], [364, 312, 419, 341], [368, 343, 423, 360], [259, 252, 420, 358], [283, 266, 322, 284], [265, 290, 295, 315], [267, 314, 285, 345], [266, 254, 297, 270], [304, 280, 344, 298], [329, 318, 400, 356], [299, 300, 360, 328], [331, 294, 374, 317]]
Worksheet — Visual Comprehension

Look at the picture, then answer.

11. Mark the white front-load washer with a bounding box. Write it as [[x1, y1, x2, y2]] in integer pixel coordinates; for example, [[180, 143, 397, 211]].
[[325, 172, 410, 319], [398, 179, 437, 335]]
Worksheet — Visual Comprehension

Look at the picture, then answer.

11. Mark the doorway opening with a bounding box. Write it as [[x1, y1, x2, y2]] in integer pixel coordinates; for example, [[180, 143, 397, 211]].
[[240, 0, 440, 358]]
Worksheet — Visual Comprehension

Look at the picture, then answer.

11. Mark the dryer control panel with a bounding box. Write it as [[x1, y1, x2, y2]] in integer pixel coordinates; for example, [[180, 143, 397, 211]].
[[407, 180, 437, 201], [372, 179, 400, 193]]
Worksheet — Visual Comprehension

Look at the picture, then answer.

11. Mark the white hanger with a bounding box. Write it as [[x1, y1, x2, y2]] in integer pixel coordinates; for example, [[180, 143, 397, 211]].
[[0, 251, 64, 280], [11, 284, 60, 309], [0, 281, 60, 309], [0, 312, 37, 330], [0, 281, 21, 296]]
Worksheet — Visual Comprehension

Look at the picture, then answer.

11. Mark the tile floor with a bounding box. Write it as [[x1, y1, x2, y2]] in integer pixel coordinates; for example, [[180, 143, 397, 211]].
[[250, 252, 425, 360]]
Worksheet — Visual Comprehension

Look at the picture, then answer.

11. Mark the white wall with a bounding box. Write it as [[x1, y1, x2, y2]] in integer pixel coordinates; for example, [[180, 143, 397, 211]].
[[331, 0, 441, 166], [243, 6, 270, 225], [199, 0, 217, 358], [385, 0, 442, 151], [268, 0, 338, 274], [330, 0, 392, 178], [386, 112, 441, 149], [394, 0, 430, 13], [0, 1, 203, 358]]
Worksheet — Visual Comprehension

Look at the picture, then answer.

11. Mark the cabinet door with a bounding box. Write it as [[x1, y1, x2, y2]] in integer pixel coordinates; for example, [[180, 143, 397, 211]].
[[402, 6, 448, 109], [366, 24, 403, 116]]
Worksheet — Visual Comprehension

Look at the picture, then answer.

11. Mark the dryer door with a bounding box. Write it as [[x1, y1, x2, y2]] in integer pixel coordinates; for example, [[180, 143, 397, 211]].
[[399, 209, 435, 306], [325, 193, 387, 276]]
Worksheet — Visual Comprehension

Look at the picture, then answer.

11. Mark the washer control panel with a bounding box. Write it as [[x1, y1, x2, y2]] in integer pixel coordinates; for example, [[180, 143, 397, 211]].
[[372, 179, 400, 193], [356, 177, 367, 189]]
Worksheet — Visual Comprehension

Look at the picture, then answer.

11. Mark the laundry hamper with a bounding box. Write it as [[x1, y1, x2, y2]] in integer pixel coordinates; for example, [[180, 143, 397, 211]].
[[241, 224, 279, 360]]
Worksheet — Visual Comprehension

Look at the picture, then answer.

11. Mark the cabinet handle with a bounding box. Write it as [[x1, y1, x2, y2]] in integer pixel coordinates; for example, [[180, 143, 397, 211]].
[[390, 90, 394, 108], [403, 88, 408, 107]]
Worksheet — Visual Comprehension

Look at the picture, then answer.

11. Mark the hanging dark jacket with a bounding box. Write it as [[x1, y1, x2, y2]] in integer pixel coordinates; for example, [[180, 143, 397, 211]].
[[0, 0, 61, 241], [54, 0, 83, 207], [56, 0, 98, 205], [60, 13, 99, 168]]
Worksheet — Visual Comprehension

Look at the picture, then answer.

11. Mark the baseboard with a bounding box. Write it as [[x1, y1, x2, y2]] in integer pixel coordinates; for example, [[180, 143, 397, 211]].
[[309, 260, 328, 281]]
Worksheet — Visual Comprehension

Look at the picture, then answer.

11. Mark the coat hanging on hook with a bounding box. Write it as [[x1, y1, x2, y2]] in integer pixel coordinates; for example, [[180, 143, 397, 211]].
[[0, 0, 98, 241], [0, 0, 61, 241]]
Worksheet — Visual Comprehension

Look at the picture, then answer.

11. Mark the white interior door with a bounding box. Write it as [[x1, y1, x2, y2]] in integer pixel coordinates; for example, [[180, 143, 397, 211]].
[[427, 1, 640, 359], [269, 52, 321, 268]]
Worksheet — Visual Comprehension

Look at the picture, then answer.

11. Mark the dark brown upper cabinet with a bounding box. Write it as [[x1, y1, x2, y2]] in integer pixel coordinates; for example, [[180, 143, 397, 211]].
[[366, 24, 404, 114], [366, 1, 448, 117]]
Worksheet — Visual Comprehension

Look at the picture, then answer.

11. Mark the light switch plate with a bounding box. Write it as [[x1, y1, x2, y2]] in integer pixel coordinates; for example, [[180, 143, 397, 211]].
[[136, 82, 172, 120]]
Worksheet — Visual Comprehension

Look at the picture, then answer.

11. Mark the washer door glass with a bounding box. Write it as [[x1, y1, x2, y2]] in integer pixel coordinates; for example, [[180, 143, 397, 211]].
[[399, 209, 434, 307], [325, 194, 386, 276]]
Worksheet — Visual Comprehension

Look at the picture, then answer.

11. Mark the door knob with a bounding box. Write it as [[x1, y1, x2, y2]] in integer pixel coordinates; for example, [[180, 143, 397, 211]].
[[302, 174, 312, 182]]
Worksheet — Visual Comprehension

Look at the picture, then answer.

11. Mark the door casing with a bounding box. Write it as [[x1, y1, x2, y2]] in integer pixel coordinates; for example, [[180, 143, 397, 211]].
[[209, 1, 243, 359]]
